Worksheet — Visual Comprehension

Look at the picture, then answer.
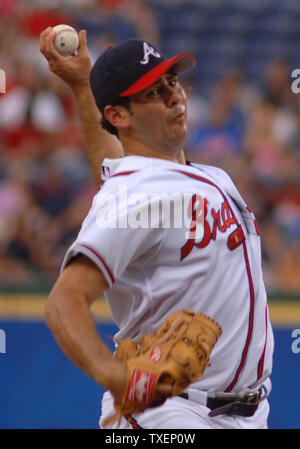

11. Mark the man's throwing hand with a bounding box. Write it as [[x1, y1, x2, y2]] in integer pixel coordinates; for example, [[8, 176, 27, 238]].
[[39, 27, 92, 92]]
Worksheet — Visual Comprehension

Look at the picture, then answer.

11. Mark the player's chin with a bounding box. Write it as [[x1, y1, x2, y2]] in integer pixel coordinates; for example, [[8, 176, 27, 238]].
[[169, 123, 188, 141]]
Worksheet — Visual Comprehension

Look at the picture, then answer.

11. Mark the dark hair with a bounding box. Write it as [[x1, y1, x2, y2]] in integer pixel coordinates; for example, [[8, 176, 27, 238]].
[[101, 96, 131, 138]]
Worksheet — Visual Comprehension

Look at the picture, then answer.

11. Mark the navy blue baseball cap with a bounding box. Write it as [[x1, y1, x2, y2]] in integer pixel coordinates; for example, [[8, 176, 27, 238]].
[[90, 39, 196, 113]]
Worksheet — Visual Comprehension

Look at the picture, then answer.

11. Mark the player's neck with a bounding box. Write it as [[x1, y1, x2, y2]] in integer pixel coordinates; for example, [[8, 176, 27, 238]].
[[120, 136, 186, 165]]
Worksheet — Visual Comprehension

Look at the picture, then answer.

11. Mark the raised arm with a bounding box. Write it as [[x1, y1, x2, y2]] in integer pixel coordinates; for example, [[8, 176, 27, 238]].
[[40, 27, 123, 185]]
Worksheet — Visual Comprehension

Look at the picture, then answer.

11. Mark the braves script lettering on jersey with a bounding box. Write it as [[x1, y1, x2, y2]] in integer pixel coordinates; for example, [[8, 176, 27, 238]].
[[61, 155, 274, 429]]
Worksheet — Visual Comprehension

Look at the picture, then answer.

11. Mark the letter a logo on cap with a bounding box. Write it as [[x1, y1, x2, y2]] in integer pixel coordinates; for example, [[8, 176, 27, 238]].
[[140, 42, 161, 65]]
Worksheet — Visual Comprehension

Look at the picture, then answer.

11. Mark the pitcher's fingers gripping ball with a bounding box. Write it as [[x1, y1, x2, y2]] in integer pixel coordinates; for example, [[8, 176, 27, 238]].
[[53, 24, 79, 56], [103, 310, 222, 427]]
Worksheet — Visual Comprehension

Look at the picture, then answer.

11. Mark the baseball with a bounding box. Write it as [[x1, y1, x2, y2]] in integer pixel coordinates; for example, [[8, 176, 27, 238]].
[[53, 24, 79, 56]]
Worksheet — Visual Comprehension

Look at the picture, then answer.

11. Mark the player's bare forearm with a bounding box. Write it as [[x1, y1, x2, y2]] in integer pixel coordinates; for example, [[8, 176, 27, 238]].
[[40, 27, 123, 186], [72, 83, 123, 184], [45, 255, 127, 400]]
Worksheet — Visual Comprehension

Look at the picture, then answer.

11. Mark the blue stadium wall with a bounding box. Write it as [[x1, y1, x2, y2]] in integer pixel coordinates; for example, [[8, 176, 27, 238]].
[[0, 296, 299, 429]]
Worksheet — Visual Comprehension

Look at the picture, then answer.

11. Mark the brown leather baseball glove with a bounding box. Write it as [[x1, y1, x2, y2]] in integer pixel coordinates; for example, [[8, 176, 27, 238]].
[[103, 309, 222, 427]]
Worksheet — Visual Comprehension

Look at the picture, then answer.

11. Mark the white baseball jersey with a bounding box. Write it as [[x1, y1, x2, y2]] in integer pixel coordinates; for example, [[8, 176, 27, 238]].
[[61, 155, 274, 398]]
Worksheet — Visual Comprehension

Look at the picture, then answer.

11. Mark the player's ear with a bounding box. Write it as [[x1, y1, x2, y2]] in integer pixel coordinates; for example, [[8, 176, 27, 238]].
[[104, 104, 131, 130]]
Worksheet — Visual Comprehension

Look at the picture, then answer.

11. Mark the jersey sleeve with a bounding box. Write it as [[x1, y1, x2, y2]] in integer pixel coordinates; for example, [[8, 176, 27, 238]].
[[60, 176, 163, 288]]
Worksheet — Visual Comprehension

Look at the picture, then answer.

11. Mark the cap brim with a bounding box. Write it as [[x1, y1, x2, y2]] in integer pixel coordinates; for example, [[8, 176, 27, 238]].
[[120, 53, 196, 97]]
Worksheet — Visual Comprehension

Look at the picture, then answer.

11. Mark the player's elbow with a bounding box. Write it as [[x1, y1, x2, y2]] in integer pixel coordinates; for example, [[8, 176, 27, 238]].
[[45, 290, 61, 332], [45, 282, 70, 334]]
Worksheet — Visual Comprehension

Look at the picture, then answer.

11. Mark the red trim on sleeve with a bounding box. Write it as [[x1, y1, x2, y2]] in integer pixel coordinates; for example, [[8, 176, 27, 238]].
[[79, 243, 115, 284]]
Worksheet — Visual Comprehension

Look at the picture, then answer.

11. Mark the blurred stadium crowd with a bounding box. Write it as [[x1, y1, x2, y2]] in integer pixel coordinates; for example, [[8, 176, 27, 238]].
[[0, 0, 300, 294]]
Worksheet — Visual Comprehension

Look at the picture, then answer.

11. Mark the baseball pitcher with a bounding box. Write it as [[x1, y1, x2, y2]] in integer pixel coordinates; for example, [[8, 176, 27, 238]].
[[40, 30, 274, 429]]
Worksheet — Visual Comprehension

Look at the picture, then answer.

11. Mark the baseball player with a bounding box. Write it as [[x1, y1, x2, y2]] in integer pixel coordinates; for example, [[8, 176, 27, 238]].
[[40, 29, 274, 429]]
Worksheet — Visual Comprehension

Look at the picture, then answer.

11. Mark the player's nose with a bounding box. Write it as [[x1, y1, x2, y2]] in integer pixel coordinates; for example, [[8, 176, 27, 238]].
[[164, 84, 185, 109]]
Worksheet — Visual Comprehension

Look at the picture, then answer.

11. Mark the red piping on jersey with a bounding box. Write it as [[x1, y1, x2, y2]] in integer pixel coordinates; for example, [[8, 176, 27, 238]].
[[78, 243, 115, 284], [170, 168, 256, 391], [257, 306, 268, 380], [171, 169, 226, 194], [126, 416, 143, 429], [225, 240, 255, 392], [254, 220, 260, 236], [111, 170, 139, 178], [101, 170, 138, 186]]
